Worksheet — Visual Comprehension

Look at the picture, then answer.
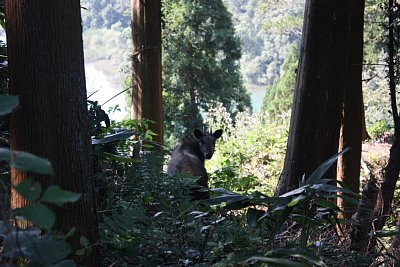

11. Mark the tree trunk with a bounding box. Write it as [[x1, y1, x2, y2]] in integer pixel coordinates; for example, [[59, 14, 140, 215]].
[[337, 0, 365, 218], [350, 176, 378, 252], [131, 0, 163, 145], [373, 0, 400, 232], [276, 0, 351, 196], [5, 1, 100, 265]]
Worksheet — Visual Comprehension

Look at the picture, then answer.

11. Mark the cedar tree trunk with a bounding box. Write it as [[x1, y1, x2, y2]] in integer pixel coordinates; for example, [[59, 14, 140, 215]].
[[276, 0, 351, 196], [5, 1, 100, 265], [131, 0, 163, 145]]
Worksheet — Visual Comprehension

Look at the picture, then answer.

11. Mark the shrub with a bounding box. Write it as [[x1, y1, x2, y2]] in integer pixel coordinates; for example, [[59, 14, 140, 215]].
[[203, 103, 288, 195]]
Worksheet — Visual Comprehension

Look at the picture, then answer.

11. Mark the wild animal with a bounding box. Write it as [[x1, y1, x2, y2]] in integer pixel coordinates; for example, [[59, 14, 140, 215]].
[[167, 129, 223, 200]]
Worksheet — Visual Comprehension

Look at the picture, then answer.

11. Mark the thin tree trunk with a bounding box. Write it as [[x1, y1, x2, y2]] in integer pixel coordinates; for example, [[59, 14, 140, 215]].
[[131, 0, 163, 145], [276, 0, 351, 196], [5, 1, 100, 265]]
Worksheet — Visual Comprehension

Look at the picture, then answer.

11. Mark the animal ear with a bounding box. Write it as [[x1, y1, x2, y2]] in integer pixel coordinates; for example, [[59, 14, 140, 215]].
[[213, 129, 223, 139], [193, 129, 204, 139]]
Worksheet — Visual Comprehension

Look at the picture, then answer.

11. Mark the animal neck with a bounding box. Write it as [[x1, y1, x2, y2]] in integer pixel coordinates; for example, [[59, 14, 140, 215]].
[[179, 137, 206, 163]]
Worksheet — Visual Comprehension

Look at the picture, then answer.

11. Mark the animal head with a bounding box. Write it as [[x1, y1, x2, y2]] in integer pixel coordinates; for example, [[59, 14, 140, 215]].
[[193, 129, 223, 159]]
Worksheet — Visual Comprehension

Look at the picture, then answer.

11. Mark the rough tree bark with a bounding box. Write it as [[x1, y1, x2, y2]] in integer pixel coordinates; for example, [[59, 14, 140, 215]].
[[131, 0, 163, 145], [337, 0, 365, 218], [276, 0, 351, 196], [5, 1, 100, 265], [350, 176, 379, 252]]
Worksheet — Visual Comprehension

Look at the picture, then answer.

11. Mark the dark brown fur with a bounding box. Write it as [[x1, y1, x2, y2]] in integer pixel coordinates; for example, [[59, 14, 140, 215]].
[[167, 129, 222, 200]]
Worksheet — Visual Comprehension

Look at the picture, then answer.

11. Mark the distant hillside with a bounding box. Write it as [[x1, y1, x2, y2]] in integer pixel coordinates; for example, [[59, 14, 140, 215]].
[[223, 0, 304, 87]]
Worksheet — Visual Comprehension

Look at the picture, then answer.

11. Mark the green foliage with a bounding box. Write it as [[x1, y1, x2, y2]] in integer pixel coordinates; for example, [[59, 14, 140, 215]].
[[364, 0, 386, 75], [368, 119, 392, 139], [0, 97, 80, 266], [162, 0, 251, 140], [263, 43, 299, 118], [203, 149, 357, 266], [0, 149, 80, 265], [224, 0, 303, 89], [80, 0, 130, 30], [203, 103, 287, 195]]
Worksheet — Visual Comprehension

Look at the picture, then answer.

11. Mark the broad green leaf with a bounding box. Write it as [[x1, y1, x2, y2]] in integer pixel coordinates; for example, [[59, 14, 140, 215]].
[[64, 227, 76, 239], [249, 196, 291, 205], [372, 230, 399, 238], [337, 194, 360, 205], [314, 198, 340, 210], [305, 148, 350, 185], [18, 203, 55, 231], [202, 194, 248, 206], [11, 151, 54, 175], [268, 205, 294, 247], [0, 148, 11, 161], [269, 247, 327, 266], [244, 256, 304, 266], [287, 194, 307, 207], [209, 187, 238, 195], [280, 185, 308, 197], [26, 236, 71, 265], [14, 177, 42, 201], [3, 228, 71, 265], [0, 95, 19, 116], [310, 184, 343, 193], [41, 186, 81, 206], [91, 130, 134, 145], [247, 208, 264, 227]]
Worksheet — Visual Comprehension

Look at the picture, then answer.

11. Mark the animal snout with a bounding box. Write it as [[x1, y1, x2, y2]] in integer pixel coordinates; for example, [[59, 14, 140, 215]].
[[205, 152, 213, 159]]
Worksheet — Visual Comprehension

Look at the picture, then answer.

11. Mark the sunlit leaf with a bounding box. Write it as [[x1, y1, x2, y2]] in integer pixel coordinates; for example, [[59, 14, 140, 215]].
[[91, 130, 135, 145], [280, 186, 308, 197], [288, 194, 307, 207], [310, 184, 343, 193], [372, 230, 399, 238]]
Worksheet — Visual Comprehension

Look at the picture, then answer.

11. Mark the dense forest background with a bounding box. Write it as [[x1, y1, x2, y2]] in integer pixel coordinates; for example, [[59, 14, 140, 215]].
[[80, 0, 393, 134]]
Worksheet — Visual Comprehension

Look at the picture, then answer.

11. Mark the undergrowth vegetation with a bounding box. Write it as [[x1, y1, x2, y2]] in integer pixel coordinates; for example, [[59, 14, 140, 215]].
[[204, 103, 288, 195], [91, 103, 398, 266]]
